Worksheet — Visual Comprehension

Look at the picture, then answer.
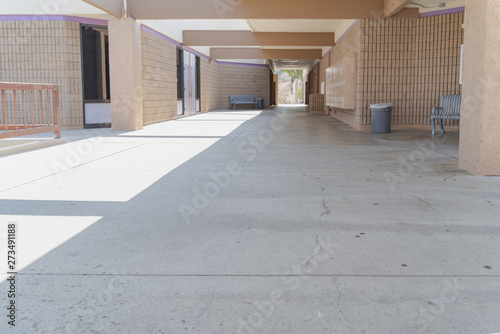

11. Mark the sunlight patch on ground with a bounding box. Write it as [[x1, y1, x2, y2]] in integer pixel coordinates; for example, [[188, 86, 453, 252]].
[[0, 216, 102, 283]]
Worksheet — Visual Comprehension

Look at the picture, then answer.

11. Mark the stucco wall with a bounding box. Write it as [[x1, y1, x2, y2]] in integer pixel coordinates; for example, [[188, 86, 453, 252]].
[[459, 0, 500, 175]]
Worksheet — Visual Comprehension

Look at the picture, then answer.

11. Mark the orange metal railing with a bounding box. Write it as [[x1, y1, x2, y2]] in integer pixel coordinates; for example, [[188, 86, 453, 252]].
[[0, 82, 61, 139]]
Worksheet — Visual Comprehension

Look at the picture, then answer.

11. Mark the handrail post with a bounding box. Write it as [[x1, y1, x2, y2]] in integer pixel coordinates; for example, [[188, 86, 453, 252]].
[[39, 90, 43, 127], [22, 90, 26, 129], [1, 90, 6, 132], [13, 90, 18, 130], [52, 88, 61, 139]]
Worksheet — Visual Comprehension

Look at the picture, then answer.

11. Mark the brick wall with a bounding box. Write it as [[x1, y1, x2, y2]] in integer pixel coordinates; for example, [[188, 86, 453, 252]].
[[329, 22, 361, 126], [217, 64, 271, 109], [414, 13, 464, 129], [319, 53, 330, 112], [308, 64, 320, 95], [0, 20, 83, 128], [200, 57, 218, 112], [324, 13, 464, 130], [141, 30, 178, 125]]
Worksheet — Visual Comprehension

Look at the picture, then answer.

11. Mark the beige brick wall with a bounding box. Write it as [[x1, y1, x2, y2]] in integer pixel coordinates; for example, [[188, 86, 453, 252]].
[[200, 57, 218, 112], [319, 53, 330, 113], [141, 30, 178, 125], [0, 20, 83, 128], [217, 64, 271, 109], [358, 18, 418, 126], [414, 13, 464, 128], [329, 23, 362, 125], [308, 64, 320, 95], [324, 13, 464, 129]]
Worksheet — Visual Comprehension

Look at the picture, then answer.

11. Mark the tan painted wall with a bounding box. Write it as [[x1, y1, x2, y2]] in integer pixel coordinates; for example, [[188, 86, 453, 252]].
[[217, 64, 271, 109], [141, 29, 178, 125], [459, 0, 500, 175], [0, 20, 83, 129], [109, 17, 144, 131]]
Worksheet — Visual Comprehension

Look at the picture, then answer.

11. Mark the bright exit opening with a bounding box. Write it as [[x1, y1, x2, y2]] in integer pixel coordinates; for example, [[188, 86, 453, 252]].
[[277, 70, 305, 105]]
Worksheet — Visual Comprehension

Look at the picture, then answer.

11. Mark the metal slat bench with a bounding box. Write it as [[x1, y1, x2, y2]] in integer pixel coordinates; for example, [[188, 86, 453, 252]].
[[431, 95, 461, 135], [229, 95, 258, 110]]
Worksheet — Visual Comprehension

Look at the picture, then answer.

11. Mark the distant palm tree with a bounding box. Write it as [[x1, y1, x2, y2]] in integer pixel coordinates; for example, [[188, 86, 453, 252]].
[[281, 70, 304, 93]]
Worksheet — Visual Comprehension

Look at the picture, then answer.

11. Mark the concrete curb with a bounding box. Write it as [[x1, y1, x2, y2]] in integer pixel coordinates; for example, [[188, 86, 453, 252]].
[[0, 138, 68, 157]]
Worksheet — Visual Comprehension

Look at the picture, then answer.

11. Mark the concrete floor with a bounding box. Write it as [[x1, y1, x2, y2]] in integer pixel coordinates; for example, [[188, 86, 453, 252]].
[[0, 105, 499, 333]]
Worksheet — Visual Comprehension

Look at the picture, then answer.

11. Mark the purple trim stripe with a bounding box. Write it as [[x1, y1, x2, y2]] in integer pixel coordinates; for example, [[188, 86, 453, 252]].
[[140, 25, 210, 60], [336, 19, 360, 44], [140, 24, 269, 67], [0, 15, 108, 26], [322, 19, 360, 58], [422, 6, 465, 18], [140, 25, 182, 47], [182, 46, 210, 60]]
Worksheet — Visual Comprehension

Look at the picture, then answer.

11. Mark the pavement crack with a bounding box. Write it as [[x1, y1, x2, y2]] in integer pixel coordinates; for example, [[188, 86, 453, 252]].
[[413, 196, 442, 216], [303, 234, 322, 271], [336, 285, 354, 333], [320, 198, 332, 219]]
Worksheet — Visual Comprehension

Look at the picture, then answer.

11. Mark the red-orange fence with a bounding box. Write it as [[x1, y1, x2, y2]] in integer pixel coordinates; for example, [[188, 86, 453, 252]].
[[0, 82, 61, 139]]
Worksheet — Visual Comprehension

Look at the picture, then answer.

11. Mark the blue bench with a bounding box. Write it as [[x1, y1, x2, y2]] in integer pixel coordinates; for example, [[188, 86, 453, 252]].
[[229, 95, 258, 110], [431, 95, 461, 135]]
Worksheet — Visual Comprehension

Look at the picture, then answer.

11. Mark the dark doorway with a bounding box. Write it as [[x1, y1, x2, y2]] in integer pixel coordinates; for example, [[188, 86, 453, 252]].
[[81, 25, 111, 128]]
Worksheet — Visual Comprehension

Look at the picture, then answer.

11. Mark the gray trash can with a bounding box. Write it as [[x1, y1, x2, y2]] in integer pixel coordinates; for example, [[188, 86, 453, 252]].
[[256, 98, 264, 109], [370, 103, 393, 133]]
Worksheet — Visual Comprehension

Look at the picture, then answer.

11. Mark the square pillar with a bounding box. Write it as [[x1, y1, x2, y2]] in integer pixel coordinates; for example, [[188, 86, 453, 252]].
[[459, 0, 500, 175], [108, 16, 144, 131]]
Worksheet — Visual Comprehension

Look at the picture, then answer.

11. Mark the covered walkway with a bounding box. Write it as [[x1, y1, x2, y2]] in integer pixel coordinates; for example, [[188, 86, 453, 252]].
[[0, 106, 499, 333]]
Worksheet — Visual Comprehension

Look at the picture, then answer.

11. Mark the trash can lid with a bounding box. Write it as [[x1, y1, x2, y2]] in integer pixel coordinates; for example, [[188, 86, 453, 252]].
[[370, 103, 393, 109]]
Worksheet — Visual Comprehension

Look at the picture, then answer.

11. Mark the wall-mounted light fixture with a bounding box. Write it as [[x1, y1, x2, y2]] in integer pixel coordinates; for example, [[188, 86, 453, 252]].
[[409, 2, 446, 8]]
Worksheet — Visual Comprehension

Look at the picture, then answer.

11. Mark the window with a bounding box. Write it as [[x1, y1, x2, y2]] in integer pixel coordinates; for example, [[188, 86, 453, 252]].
[[81, 26, 110, 101], [177, 48, 184, 99]]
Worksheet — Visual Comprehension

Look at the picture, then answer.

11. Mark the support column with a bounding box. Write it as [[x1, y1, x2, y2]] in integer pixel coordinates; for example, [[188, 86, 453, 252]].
[[459, 0, 500, 175], [108, 16, 143, 131]]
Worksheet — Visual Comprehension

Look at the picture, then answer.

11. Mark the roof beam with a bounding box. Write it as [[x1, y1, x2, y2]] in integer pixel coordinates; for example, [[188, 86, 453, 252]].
[[127, 0, 386, 20], [183, 31, 335, 47], [391, 7, 421, 19], [211, 48, 322, 60], [384, 0, 411, 18]]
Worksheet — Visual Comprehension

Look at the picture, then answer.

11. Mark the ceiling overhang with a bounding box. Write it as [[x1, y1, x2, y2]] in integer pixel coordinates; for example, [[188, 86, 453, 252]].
[[118, 0, 405, 20], [183, 31, 335, 47], [82, 0, 122, 17], [211, 48, 323, 60]]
